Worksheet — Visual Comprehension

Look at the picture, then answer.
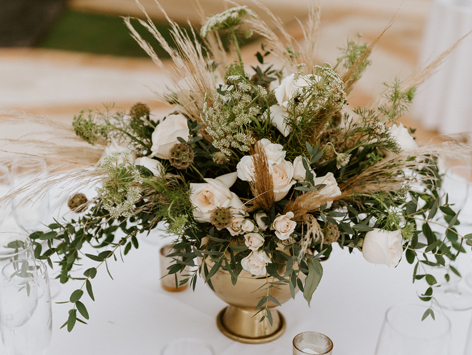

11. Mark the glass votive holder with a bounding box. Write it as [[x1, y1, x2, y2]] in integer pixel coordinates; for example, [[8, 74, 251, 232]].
[[293, 331, 334, 355], [159, 244, 189, 292], [161, 338, 215, 355]]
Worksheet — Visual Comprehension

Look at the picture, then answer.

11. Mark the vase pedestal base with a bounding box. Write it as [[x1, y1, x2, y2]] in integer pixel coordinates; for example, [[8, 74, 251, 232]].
[[216, 306, 286, 344]]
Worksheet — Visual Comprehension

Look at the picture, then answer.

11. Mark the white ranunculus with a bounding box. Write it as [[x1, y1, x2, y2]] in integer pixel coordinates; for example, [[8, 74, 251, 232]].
[[314, 172, 341, 208], [102, 139, 135, 164], [258, 139, 286, 165], [150, 113, 190, 159], [241, 219, 255, 233], [272, 160, 296, 201], [269, 105, 291, 137], [227, 215, 245, 236], [389, 123, 418, 151], [236, 156, 256, 182], [272, 212, 297, 240], [275, 73, 316, 110], [244, 233, 265, 251], [362, 228, 403, 268], [254, 211, 268, 231], [190, 172, 242, 223], [293, 156, 315, 182], [135, 157, 164, 177], [241, 250, 271, 276]]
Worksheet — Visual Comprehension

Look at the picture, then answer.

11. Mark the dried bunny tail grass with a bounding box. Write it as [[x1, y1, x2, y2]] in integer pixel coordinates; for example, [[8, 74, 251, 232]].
[[0, 165, 105, 208], [283, 189, 337, 219], [339, 142, 472, 197], [247, 142, 275, 212], [401, 29, 472, 93], [0, 108, 104, 166], [124, 1, 217, 131]]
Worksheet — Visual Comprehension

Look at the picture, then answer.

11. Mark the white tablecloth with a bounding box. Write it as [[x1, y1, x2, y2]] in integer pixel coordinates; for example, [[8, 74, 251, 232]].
[[413, 0, 472, 135], [1, 229, 471, 355]]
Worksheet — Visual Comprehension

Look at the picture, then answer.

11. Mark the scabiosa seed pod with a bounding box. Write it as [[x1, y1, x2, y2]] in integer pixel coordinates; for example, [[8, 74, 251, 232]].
[[209, 207, 233, 229], [129, 102, 151, 119], [212, 151, 229, 165], [169, 143, 195, 169], [323, 222, 340, 245], [68, 193, 88, 213]]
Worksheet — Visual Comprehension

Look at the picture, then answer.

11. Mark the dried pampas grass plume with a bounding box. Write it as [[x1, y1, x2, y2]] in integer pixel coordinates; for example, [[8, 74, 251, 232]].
[[247, 142, 275, 212]]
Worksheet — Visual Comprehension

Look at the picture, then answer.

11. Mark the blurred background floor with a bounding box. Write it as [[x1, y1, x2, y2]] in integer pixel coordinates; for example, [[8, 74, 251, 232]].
[[0, 0, 450, 145]]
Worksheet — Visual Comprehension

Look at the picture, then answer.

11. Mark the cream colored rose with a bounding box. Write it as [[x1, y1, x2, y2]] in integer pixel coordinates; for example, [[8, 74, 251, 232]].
[[274, 73, 315, 110], [190, 172, 242, 223], [389, 123, 418, 152], [314, 172, 341, 208], [272, 212, 297, 240], [362, 229, 403, 268], [241, 219, 255, 233], [227, 215, 245, 236], [254, 211, 268, 231], [269, 105, 291, 137], [150, 113, 190, 159], [244, 233, 265, 251], [135, 157, 164, 177], [293, 156, 315, 182], [236, 156, 256, 182], [272, 160, 296, 201], [258, 139, 286, 165], [241, 250, 271, 276]]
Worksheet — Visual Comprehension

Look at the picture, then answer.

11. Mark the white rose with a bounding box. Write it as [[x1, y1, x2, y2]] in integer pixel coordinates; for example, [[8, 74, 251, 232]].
[[244, 233, 265, 251], [272, 160, 296, 201], [362, 228, 403, 268], [241, 250, 271, 276], [190, 172, 242, 223], [271, 212, 297, 240], [389, 123, 418, 152], [275, 73, 316, 110], [241, 219, 255, 233], [150, 113, 190, 159], [236, 156, 256, 182], [227, 215, 245, 236], [269, 105, 291, 137], [254, 212, 268, 231], [293, 156, 315, 181], [135, 157, 164, 177], [314, 172, 341, 208], [102, 138, 135, 164], [258, 139, 286, 165]]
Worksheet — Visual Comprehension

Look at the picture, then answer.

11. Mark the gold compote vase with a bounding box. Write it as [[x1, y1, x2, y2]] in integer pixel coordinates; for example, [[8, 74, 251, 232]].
[[205, 255, 303, 344]]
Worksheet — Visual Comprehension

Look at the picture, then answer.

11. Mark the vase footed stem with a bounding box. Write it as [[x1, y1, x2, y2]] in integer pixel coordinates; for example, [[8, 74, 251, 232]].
[[216, 305, 286, 344]]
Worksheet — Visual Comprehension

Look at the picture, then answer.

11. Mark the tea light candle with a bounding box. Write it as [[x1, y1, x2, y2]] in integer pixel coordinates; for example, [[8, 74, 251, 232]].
[[293, 331, 333, 355]]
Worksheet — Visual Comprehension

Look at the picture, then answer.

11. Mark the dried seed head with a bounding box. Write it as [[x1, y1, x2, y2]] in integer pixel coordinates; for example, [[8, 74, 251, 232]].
[[129, 102, 151, 119], [169, 143, 195, 169], [209, 207, 233, 229], [323, 222, 340, 245], [68, 193, 88, 213]]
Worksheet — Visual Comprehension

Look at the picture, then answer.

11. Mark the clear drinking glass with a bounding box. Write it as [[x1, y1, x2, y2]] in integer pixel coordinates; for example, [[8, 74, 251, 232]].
[[0, 165, 12, 226], [10, 157, 49, 231], [161, 338, 215, 355], [293, 331, 334, 355], [375, 304, 451, 355], [159, 244, 189, 292], [0, 258, 52, 355]]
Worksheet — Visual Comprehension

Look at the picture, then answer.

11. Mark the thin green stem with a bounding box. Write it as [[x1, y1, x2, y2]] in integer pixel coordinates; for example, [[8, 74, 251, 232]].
[[230, 29, 243, 64]]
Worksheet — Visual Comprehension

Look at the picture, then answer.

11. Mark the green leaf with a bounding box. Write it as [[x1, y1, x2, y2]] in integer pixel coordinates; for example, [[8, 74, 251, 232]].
[[425, 274, 437, 286], [83, 268, 97, 279], [124, 242, 132, 255], [421, 308, 435, 321], [70, 289, 84, 303], [86, 254, 104, 262], [427, 199, 439, 220], [256, 52, 264, 64], [303, 259, 323, 306], [405, 249, 416, 264], [205, 259, 223, 282], [76, 301, 89, 320], [67, 309, 77, 332], [450, 265, 461, 277], [86, 280, 95, 301], [266, 309, 273, 326], [353, 224, 374, 232], [268, 295, 281, 307], [255, 296, 268, 310], [440, 206, 456, 216], [39, 231, 57, 240]]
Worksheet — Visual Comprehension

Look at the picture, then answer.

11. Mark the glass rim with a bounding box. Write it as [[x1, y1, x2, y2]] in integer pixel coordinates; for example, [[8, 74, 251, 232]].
[[292, 331, 334, 354], [444, 165, 472, 182], [384, 303, 451, 339]]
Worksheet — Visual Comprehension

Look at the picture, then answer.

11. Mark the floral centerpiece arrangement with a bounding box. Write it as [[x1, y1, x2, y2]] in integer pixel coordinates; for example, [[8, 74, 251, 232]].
[[21, 3, 471, 333]]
